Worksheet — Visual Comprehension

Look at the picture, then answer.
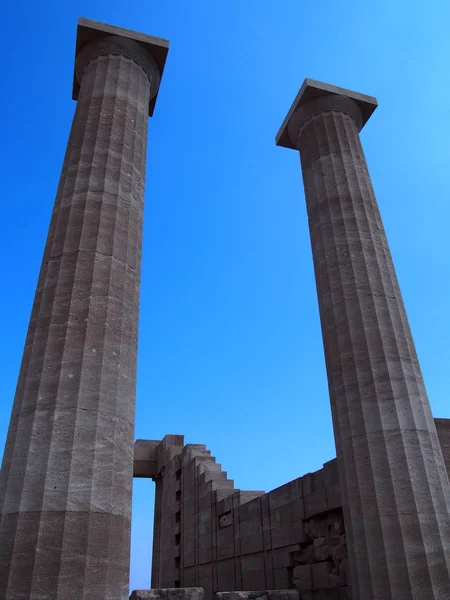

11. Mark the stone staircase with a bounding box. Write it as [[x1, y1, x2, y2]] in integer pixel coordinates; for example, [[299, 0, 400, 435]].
[[184, 443, 264, 505]]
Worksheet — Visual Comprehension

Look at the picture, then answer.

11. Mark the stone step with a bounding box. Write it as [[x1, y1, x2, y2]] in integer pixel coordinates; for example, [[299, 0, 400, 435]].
[[215, 487, 236, 502], [184, 444, 210, 460], [238, 490, 265, 505], [198, 470, 228, 487], [209, 478, 234, 491], [195, 458, 220, 475]]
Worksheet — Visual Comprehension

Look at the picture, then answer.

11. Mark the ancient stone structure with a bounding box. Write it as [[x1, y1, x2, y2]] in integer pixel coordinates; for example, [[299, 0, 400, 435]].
[[131, 80, 450, 600], [2, 17, 449, 600], [0, 18, 168, 600], [275, 79, 450, 598], [133, 419, 450, 600]]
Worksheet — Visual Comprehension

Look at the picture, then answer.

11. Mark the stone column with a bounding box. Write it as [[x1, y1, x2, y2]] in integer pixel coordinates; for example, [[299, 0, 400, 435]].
[[0, 19, 168, 600], [276, 79, 450, 599]]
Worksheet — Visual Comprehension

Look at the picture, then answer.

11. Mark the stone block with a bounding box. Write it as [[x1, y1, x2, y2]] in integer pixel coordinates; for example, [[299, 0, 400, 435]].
[[325, 482, 341, 512], [241, 552, 265, 572], [292, 564, 312, 589], [239, 491, 265, 505], [264, 593, 300, 600], [215, 487, 236, 502], [218, 521, 234, 539], [311, 561, 333, 589], [239, 496, 263, 519], [199, 521, 213, 537], [333, 539, 347, 562], [199, 491, 214, 511], [216, 494, 234, 516], [305, 515, 329, 539], [301, 473, 315, 497], [339, 558, 349, 585], [313, 536, 341, 562], [199, 545, 213, 565], [130, 589, 204, 600], [198, 564, 213, 579], [328, 570, 346, 588], [183, 550, 196, 568], [271, 545, 300, 568], [218, 543, 235, 561], [272, 566, 292, 589], [240, 533, 264, 555], [326, 510, 344, 536], [241, 570, 267, 591], [199, 531, 212, 549], [268, 480, 301, 510], [133, 439, 159, 478], [271, 521, 305, 549], [183, 568, 196, 587], [304, 487, 328, 519], [217, 558, 235, 589], [216, 592, 299, 600], [218, 511, 233, 530], [292, 544, 315, 565], [321, 460, 339, 486], [288, 498, 306, 522]]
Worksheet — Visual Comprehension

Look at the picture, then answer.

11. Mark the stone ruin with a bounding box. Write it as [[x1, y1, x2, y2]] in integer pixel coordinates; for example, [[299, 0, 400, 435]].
[[0, 16, 449, 600], [133, 421, 450, 600]]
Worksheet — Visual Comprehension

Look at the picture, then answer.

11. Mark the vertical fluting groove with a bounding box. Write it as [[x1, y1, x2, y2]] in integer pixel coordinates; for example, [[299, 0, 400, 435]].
[[102, 56, 135, 596], [297, 104, 450, 599], [0, 43, 153, 599], [57, 54, 120, 597], [32, 53, 117, 596], [342, 113, 442, 595], [333, 112, 408, 597], [341, 113, 420, 555], [322, 113, 375, 596], [317, 111, 382, 595], [96, 55, 129, 596]]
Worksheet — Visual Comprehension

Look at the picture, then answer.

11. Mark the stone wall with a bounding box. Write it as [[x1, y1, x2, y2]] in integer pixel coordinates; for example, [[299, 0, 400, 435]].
[[136, 418, 450, 600]]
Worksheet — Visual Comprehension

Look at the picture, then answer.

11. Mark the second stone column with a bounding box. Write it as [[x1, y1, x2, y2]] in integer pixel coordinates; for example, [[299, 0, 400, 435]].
[[276, 80, 450, 599]]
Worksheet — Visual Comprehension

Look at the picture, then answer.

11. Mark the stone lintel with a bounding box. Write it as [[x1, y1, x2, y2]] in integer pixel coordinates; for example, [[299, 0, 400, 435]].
[[275, 78, 378, 149], [133, 439, 160, 478], [73, 17, 169, 116]]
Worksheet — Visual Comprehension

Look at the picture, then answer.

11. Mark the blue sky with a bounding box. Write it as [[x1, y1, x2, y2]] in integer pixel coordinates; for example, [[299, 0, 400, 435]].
[[1, 0, 450, 592]]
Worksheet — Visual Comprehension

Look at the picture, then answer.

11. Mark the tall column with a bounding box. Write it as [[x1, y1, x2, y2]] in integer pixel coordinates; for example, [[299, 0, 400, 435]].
[[276, 79, 450, 599], [0, 19, 168, 600]]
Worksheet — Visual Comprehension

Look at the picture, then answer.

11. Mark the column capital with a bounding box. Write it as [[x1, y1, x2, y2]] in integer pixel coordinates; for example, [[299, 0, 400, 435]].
[[72, 17, 169, 116], [275, 78, 377, 149]]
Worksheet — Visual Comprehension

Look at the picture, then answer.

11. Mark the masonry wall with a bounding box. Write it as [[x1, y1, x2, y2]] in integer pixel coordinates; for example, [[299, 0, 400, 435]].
[[141, 418, 450, 600]]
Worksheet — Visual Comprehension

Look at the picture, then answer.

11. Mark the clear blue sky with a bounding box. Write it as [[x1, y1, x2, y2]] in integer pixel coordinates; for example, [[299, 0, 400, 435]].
[[1, 0, 449, 592]]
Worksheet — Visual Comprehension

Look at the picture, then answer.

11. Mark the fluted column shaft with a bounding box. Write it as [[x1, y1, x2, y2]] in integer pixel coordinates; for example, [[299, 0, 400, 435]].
[[0, 36, 157, 600], [292, 97, 450, 598]]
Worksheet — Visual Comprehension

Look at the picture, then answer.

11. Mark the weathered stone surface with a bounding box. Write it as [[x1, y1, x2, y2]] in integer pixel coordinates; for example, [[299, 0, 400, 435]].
[[313, 537, 340, 562], [293, 564, 313, 589], [143, 418, 450, 599], [131, 589, 204, 600], [215, 591, 299, 600], [304, 516, 329, 540], [0, 18, 165, 600], [277, 79, 450, 599]]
